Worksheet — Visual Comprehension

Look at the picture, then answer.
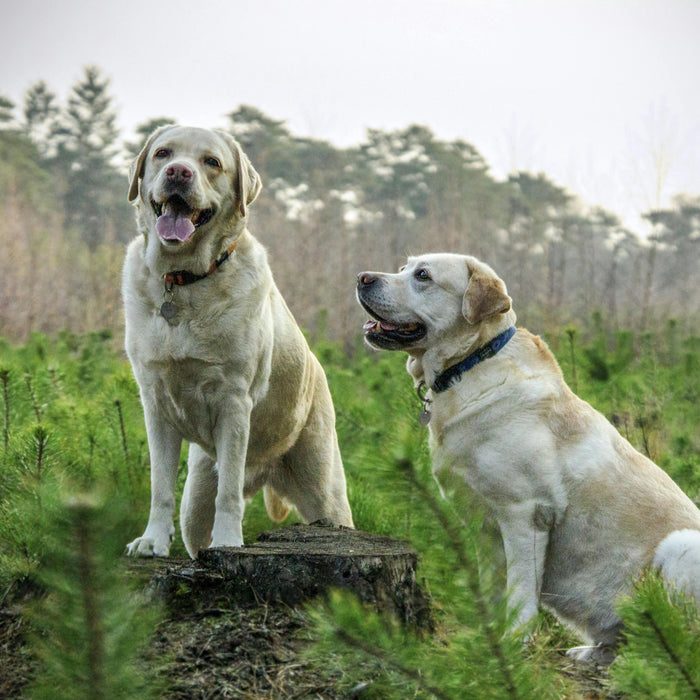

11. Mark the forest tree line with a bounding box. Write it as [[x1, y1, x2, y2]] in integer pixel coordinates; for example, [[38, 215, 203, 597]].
[[1, 65, 699, 347]]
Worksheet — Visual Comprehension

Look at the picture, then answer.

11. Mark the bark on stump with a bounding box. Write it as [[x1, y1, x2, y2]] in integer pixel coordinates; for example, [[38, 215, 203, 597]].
[[144, 521, 432, 629]]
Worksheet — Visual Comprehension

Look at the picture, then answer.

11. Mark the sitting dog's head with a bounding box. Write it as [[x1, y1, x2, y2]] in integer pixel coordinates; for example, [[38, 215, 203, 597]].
[[128, 125, 262, 248], [357, 254, 515, 366]]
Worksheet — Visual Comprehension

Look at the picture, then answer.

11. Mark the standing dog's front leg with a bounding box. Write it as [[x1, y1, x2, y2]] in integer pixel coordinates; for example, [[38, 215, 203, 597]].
[[127, 406, 182, 556], [497, 501, 552, 632], [209, 395, 253, 548]]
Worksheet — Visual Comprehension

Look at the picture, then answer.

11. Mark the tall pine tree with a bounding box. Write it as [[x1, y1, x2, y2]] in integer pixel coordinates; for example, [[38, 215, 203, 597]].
[[0, 95, 16, 127], [23, 81, 60, 160], [52, 66, 124, 246]]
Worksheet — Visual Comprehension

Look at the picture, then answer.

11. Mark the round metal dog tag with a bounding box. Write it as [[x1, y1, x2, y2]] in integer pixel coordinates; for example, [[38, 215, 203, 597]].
[[160, 301, 177, 320], [416, 381, 432, 426]]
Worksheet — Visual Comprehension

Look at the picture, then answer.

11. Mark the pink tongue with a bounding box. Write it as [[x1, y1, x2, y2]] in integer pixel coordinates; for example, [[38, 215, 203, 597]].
[[156, 213, 195, 242]]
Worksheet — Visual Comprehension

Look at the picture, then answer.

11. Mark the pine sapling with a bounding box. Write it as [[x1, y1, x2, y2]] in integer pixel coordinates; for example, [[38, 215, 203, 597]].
[[31, 425, 49, 483], [611, 572, 700, 699], [113, 399, 129, 462], [24, 373, 43, 423], [26, 489, 160, 700]]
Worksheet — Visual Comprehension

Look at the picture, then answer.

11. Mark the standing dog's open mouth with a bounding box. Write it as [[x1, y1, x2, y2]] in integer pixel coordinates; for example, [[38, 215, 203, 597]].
[[152, 194, 216, 243]]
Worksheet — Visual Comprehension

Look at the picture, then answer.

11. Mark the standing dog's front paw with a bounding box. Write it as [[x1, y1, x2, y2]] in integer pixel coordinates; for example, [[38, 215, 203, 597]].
[[209, 537, 244, 549], [209, 512, 244, 549], [126, 525, 174, 557]]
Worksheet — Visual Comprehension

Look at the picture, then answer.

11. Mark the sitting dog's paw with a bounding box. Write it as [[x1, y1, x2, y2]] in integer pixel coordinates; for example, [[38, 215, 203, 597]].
[[566, 644, 615, 665], [126, 526, 174, 557]]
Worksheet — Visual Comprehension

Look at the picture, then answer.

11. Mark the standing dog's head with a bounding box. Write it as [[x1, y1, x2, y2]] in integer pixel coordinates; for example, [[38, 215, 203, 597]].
[[128, 125, 262, 249], [356, 254, 516, 379]]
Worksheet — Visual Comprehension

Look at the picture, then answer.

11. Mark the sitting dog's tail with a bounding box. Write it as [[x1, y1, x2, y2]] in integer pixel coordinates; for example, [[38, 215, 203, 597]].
[[263, 485, 292, 523], [654, 529, 700, 599]]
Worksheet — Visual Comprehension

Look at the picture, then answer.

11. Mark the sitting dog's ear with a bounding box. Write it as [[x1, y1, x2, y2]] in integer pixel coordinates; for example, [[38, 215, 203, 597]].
[[215, 130, 262, 217], [127, 125, 176, 203], [462, 260, 512, 324], [233, 142, 262, 217]]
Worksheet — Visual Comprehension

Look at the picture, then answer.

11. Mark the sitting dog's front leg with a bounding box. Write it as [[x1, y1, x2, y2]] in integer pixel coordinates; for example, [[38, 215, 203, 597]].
[[497, 501, 552, 632], [209, 395, 253, 549], [127, 407, 182, 557]]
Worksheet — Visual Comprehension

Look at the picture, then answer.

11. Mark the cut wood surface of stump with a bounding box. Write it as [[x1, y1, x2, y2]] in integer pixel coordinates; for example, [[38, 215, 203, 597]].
[[142, 520, 432, 630]]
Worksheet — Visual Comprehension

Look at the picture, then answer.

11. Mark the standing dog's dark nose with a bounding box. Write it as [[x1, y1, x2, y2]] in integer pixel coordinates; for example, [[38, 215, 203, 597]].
[[166, 163, 193, 185], [357, 272, 377, 288]]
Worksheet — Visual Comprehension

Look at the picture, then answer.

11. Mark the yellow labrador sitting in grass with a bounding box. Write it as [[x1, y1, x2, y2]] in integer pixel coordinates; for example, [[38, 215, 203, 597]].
[[357, 253, 700, 662], [123, 125, 353, 559]]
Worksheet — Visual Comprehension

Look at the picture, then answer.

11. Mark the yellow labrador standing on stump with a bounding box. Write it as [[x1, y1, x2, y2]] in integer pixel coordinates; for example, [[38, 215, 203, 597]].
[[357, 252, 700, 662], [123, 125, 353, 559]]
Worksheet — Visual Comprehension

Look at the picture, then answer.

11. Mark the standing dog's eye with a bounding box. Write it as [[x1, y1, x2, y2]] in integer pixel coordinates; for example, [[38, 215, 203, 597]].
[[154, 148, 170, 159], [204, 156, 221, 168], [414, 268, 431, 281]]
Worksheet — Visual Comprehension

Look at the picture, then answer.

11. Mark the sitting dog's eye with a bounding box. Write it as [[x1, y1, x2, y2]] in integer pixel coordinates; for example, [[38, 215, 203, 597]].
[[154, 148, 170, 159], [414, 268, 431, 281], [204, 156, 221, 168]]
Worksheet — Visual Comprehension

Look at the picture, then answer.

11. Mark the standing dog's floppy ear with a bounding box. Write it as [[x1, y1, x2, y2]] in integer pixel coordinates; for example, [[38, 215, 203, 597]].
[[215, 130, 262, 217], [462, 259, 512, 324], [127, 124, 177, 203]]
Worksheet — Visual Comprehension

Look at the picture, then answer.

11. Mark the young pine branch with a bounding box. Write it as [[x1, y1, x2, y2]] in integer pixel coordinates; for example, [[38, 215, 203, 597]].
[[24, 373, 42, 423], [644, 611, 700, 699], [333, 626, 453, 700]]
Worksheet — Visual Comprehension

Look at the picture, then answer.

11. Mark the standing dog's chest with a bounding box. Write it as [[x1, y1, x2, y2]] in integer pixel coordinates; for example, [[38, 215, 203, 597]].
[[145, 358, 233, 447], [128, 304, 275, 455]]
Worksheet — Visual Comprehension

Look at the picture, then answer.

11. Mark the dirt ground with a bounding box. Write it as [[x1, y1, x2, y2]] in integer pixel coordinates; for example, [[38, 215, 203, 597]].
[[147, 603, 344, 699], [0, 584, 349, 699], [0, 576, 36, 698]]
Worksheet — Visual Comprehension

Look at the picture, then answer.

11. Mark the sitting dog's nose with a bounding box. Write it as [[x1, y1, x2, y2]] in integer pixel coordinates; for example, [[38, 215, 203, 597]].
[[357, 272, 377, 288], [166, 163, 193, 185]]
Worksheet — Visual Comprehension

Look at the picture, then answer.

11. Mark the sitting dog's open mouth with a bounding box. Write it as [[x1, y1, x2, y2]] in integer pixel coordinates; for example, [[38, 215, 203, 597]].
[[152, 195, 216, 243], [359, 300, 426, 349]]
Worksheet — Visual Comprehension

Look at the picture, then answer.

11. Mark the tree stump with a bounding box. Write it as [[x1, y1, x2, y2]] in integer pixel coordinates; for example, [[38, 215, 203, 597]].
[[142, 521, 432, 630]]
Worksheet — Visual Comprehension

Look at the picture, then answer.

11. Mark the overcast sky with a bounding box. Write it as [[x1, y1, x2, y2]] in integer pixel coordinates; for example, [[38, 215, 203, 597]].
[[3, 0, 700, 233]]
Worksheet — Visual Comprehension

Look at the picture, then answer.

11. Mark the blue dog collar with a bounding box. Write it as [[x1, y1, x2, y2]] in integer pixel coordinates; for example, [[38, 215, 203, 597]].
[[432, 326, 517, 393]]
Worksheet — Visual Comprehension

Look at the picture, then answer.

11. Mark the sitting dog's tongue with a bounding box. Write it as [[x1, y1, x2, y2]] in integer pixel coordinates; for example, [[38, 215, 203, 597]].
[[156, 210, 195, 242], [156, 213, 195, 242]]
